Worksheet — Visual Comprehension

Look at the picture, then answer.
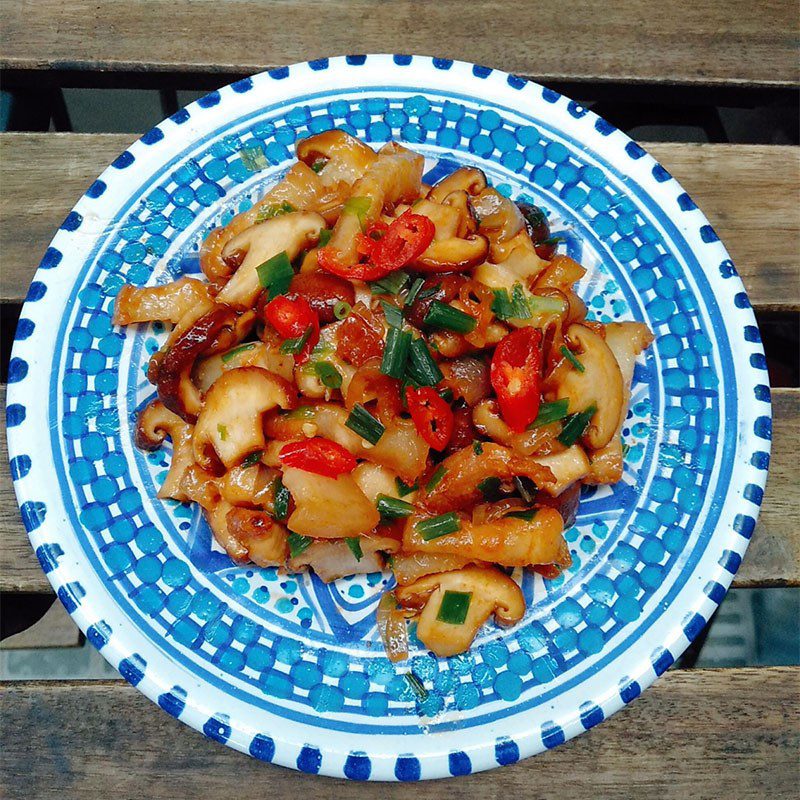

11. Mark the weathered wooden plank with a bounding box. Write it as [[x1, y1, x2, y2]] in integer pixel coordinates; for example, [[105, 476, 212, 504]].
[[1, 668, 797, 798], [2, 386, 797, 593], [1, 0, 798, 88], [0, 134, 798, 309]]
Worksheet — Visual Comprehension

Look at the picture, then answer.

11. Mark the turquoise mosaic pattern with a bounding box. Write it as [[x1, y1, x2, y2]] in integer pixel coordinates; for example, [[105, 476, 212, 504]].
[[8, 56, 770, 779]]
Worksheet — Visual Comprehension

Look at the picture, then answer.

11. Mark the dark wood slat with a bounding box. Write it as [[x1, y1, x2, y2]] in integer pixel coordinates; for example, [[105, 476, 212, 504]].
[[0, 134, 798, 310], [1, 1, 798, 88], [2, 386, 797, 593], [1, 668, 797, 798]]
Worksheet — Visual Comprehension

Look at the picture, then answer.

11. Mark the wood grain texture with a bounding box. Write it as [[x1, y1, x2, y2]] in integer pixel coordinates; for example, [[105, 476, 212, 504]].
[[0, 134, 798, 309], [1, 668, 797, 798], [1, 0, 798, 87], [2, 386, 797, 593]]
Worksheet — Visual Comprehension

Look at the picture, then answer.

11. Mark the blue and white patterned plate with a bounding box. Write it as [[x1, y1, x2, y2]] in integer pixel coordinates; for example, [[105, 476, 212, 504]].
[[7, 55, 770, 780]]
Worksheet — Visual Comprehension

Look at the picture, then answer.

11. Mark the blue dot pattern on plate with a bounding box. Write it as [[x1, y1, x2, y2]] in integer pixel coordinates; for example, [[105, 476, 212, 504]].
[[8, 58, 765, 769]]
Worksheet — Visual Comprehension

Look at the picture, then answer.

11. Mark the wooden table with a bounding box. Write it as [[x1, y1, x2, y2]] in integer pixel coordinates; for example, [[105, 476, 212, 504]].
[[1, 3, 799, 797]]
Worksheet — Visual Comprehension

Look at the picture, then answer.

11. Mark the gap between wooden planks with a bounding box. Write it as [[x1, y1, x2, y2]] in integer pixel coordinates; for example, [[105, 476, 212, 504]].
[[0, 134, 798, 310], [0, 667, 798, 799], [1, 386, 797, 593]]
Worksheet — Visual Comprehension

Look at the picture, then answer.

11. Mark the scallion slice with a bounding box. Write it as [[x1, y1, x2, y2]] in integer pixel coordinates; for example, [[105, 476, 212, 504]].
[[492, 284, 532, 320], [256, 201, 295, 222], [381, 327, 411, 379], [376, 494, 415, 520], [279, 325, 313, 355], [221, 342, 257, 363], [436, 590, 472, 625], [380, 299, 404, 329], [425, 465, 447, 491], [405, 672, 428, 700], [404, 277, 425, 307], [345, 404, 385, 444], [345, 537, 363, 562], [241, 450, 263, 468], [256, 250, 294, 299], [423, 301, 477, 333], [333, 300, 351, 320], [558, 404, 597, 447], [560, 345, 585, 373], [344, 196, 372, 227], [417, 284, 441, 300], [415, 512, 461, 541], [505, 508, 538, 521], [318, 228, 333, 247], [531, 398, 570, 428], [272, 477, 289, 520], [313, 361, 342, 389], [472, 440, 484, 455], [287, 531, 312, 558], [477, 476, 502, 500], [396, 478, 418, 497], [406, 338, 443, 387], [371, 270, 409, 296]]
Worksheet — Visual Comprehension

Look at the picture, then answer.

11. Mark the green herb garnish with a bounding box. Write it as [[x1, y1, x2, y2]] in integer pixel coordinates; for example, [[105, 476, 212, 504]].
[[221, 342, 257, 363], [272, 477, 290, 520], [405, 672, 428, 700], [415, 512, 461, 541], [256, 201, 295, 222], [333, 300, 351, 320], [381, 327, 412, 379], [345, 537, 363, 562], [472, 440, 484, 455], [436, 590, 472, 625], [280, 325, 314, 356], [505, 509, 538, 521], [477, 476, 502, 500], [396, 478, 418, 497], [380, 299, 404, 329], [376, 494, 415, 520], [560, 345, 585, 373], [558, 403, 597, 447], [241, 451, 263, 468], [313, 361, 343, 389], [318, 228, 333, 247], [406, 338, 443, 387], [345, 404, 385, 445], [371, 270, 410, 296], [531, 398, 570, 428], [404, 277, 425, 307], [256, 250, 294, 299], [425, 465, 447, 492], [423, 301, 477, 334], [287, 531, 312, 558], [344, 196, 372, 227]]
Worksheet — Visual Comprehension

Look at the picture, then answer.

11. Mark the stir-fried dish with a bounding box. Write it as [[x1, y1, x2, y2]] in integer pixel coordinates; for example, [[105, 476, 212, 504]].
[[114, 131, 653, 659]]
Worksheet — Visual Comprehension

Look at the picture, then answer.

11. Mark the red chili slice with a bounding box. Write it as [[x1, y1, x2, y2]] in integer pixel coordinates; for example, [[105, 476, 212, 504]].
[[279, 437, 357, 478], [490, 327, 543, 433], [317, 245, 388, 282], [264, 294, 320, 364], [405, 385, 454, 451], [372, 211, 435, 273]]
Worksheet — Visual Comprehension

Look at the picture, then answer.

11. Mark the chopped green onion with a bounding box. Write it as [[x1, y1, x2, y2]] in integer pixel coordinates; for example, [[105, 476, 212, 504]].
[[345, 404, 385, 445], [492, 284, 532, 320], [318, 228, 333, 247], [239, 145, 268, 172], [217, 423, 228, 441], [380, 299, 404, 329], [333, 300, 351, 320], [344, 196, 372, 227], [311, 159, 326, 173], [283, 406, 316, 420], [272, 477, 289, 520], [514, 476, 537, 504], [558, 403, 597, 447], [425, 465, 447, 491], [241, 450, 263, 468], [417, 284, 441, 300], [396, 478, 418, 497], [256, 201, 295, 222], [472, 440, 484, 455], [560, 345, 585, 373], [440, 388, 454, 403], [436, 590, 472, 625], [621, 442, 631, 458], [377, 494, 415, 520], [345, 537, 363, 562], [314, 361, 343, 389], [287, 531, 312, 558], [531, 398, 570, 428], [221, 342, 257, 363], [415, 512, 461, 541], [381, 327, 411, 379], [423, 301, 477, 333], [539, 235, 564, 248], [477, 476, 502, 500], [404, 277, 425, 307], [506, 508, 538, 521], [405, 672, 428, 700], [406, 338, 443, 387], [371, 270, 409, 296], [256, 250, 294, 299], [279, 325, 313, 355]]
